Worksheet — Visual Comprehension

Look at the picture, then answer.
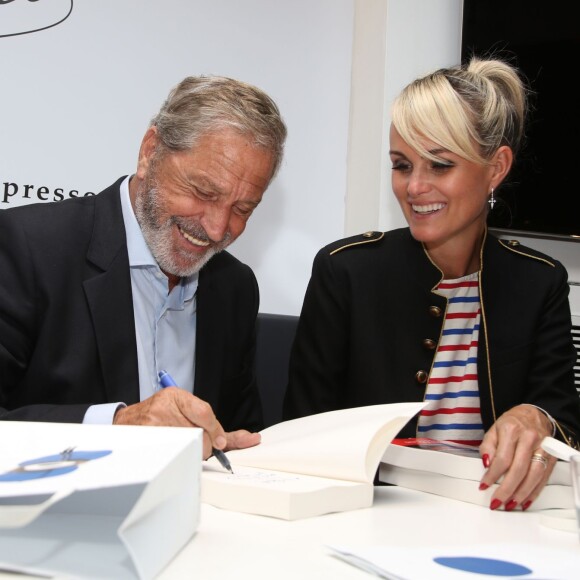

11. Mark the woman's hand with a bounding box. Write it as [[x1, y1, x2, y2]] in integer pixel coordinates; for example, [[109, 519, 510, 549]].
[[479, 404, 557, 511]]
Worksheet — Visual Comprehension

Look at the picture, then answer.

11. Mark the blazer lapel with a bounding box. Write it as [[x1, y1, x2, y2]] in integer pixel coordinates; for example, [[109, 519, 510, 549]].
[[194, 264, 221, 409], [83, 179, 140, 404]]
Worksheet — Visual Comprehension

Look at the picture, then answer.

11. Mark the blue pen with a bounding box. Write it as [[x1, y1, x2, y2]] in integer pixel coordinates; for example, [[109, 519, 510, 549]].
[[158, 370, 234, 474]]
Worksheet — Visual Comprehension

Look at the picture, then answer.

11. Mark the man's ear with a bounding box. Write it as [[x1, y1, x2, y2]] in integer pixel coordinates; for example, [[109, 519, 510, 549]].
[[135, 126, 159, 179], [490, 145, 513, 190]]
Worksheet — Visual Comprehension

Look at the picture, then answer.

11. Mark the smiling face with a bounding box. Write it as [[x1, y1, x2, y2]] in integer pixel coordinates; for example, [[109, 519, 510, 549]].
[[389, 125, 511, 269], [130, 127, 274, 283]]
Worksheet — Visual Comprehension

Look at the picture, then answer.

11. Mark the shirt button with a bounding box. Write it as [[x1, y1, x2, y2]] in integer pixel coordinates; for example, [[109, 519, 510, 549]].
[[422, 339, 437, 350], [415, 370, 428, 384], [429, 305, 442, 317]]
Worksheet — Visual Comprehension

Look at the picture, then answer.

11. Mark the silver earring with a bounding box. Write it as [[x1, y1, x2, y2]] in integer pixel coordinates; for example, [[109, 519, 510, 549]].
[[488, 188, 496, 210]]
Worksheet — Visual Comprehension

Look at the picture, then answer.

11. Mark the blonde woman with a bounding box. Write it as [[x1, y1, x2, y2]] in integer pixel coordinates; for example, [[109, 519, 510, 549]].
[[284, 57, 580, 512]]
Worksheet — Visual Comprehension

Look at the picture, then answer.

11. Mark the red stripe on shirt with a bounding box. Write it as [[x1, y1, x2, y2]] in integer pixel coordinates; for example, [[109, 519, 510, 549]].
[[445, 312, 479, 319], [438, 342, 478, 351], [420, 407, 481, 416], [428, 374, 478, 384], [437, 281, 479, 289]]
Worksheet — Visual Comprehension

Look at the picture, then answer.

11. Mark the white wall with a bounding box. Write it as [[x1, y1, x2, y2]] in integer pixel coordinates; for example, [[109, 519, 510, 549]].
[[1, 0, 354, 316], [346, 0, 463, 235], [2, 0, 578, 315]]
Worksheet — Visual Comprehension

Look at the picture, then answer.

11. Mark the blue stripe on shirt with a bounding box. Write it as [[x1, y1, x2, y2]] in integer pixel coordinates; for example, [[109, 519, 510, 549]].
[[425, 390, 480, 400], [433, 357, 478, 368], [443, 325, 480, 335], [448, 296, 480, 303]]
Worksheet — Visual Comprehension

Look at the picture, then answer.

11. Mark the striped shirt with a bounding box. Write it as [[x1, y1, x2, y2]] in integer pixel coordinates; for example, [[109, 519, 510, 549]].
[[417, 272, 484, 447]]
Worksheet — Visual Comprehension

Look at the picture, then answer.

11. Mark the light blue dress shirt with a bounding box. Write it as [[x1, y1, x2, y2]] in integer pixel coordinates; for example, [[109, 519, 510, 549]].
[[83, 176, 198, 424]]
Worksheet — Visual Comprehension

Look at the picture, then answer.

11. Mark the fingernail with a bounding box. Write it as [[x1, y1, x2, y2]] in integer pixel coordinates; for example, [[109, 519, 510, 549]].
[[482, 454, 490, 468], [479, 482, 489, 491], [522, 500, 532, 511], [505, 499, 518, 512], [490, 498, 502, 511]]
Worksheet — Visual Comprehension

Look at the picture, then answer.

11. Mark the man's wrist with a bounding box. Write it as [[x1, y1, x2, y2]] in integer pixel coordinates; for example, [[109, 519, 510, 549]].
[[112, 403, 128, 425]]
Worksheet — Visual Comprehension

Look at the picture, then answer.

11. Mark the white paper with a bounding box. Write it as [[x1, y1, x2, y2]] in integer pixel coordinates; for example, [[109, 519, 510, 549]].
[[327, 543, 580, 580]]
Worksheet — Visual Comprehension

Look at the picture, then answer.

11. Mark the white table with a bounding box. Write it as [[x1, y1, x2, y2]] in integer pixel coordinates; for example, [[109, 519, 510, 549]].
[[1, 486, 577, 579], [160, 486, 579, 579]]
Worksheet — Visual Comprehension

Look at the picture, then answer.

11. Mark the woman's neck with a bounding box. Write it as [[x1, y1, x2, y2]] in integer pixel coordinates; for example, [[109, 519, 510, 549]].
[[426, 230, 485, 279]]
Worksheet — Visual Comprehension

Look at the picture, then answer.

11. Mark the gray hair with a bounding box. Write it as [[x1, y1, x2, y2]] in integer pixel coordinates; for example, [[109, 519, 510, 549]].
[[151, 75, 287, 179], [392, 57, 528, 166]]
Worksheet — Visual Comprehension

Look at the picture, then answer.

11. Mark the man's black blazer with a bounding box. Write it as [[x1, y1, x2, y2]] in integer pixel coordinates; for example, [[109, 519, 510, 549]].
[[0, 177, 263, 431]]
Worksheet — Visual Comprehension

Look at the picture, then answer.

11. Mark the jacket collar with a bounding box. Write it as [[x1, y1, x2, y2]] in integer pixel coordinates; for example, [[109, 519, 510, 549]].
[[83, 177, 141, 404]]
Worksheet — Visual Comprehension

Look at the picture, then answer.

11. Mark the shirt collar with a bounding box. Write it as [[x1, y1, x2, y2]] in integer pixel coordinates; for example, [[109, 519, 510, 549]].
[[120, 175, 157, 267]]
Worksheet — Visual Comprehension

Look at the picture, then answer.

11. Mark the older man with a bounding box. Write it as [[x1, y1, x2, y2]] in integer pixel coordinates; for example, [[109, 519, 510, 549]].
[[0, 76, 286, 458]]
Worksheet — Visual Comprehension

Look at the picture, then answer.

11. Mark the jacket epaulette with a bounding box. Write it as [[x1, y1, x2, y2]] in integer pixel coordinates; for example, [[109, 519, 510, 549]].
[[498, 238, 557, 268], [329, 231, 384, 256]]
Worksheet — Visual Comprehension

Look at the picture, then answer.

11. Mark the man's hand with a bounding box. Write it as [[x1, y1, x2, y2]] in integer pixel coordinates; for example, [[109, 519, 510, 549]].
[[113, 387, 228, 459], [225, 429, 261, 451]]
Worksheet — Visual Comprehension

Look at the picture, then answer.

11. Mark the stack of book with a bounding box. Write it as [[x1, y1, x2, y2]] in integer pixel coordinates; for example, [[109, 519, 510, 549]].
[[379, 438, 572, 511]]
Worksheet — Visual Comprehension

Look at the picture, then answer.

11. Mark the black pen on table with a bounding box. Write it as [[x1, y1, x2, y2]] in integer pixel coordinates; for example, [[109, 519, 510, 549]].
[[158, 369, 234, 474]]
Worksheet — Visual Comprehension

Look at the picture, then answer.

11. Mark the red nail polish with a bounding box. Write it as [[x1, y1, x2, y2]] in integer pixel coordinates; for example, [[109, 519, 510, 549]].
[[479, 482, 489, 490], [522, 500, 532, 511], [505, 499, 518, 512], [482, 454, 490, 468], [490, 498, 502, 510]]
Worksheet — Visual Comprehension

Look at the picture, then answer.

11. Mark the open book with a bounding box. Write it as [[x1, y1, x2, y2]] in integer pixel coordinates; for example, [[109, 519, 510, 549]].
[[379, 439, 573, 511], [201, 402, 426, 520]]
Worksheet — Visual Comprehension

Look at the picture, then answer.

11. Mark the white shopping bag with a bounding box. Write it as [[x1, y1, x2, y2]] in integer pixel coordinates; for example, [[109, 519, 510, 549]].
[[0, 421, 202, 579]]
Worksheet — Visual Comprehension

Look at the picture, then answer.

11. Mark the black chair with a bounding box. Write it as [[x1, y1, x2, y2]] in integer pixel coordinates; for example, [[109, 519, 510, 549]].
[[255, 312, 299, 428]]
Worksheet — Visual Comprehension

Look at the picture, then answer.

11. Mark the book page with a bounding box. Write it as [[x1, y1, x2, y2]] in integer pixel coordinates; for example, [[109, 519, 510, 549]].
[[221, 402, 426, 483], [203, 463, 370, 493], [202, 464, 373, 520]]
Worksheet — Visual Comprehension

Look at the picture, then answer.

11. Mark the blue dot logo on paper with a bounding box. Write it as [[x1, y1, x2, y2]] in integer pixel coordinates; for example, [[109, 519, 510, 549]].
[[434, 556, 532, 576], [0, 448, 112, 481]]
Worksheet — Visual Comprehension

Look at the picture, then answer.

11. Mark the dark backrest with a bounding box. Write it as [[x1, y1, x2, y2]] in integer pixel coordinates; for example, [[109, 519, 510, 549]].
[[572, 315, 580, 398], [255, 312, 299, 428]]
